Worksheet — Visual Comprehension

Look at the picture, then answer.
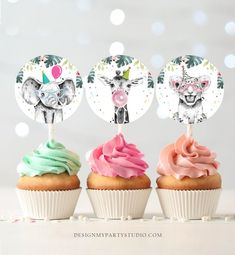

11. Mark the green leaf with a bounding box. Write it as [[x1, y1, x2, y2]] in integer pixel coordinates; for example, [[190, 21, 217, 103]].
[[157, 70, 165, 84], [209, 63, 216, 71], [203, 59, 209, 67], [16, 69, 23, 83], [134, 60, 140, 66], [103, 56, 112, 65], [87, 68, 95, 83], [148, 73, 154, 88], [172, 56, 182, 65], [76, 75, 83, 88], [217, 74, 224, 89], [31, 56, 41, 64], [185, 55, 203, 68], [68, 63, 73, 70], [116, 55, 133, 68], [62, 59, 68, 66], [44, 55, 62, 68]]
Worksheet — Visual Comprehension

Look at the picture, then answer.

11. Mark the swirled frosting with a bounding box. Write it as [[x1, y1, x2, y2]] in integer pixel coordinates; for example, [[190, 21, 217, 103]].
[[157, 134, 219, 180], [17, 140, 81, 177], [89, 134, 148, 178]]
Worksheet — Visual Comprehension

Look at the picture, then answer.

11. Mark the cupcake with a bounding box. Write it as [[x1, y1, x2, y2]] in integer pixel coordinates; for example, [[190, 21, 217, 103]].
[[156, 134, 221, 220], [87, 133, 151, 219], [16, 140, 81, 220]]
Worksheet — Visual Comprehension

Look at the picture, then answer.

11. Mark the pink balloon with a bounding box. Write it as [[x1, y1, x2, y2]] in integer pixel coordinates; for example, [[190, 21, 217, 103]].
[[52, 65, 62, 79], [112, 89, 128, 107]]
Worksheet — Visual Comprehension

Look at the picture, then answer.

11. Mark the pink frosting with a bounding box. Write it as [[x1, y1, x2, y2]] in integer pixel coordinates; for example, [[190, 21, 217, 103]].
[[89, 134, 148, 178], [157, 134, 219, 180]]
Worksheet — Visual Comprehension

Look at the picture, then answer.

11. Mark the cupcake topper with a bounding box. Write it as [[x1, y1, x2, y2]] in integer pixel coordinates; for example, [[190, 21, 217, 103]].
[[86, 55, 154, 134], [156, 55, 224, 136], [15, 54, 83, 140]]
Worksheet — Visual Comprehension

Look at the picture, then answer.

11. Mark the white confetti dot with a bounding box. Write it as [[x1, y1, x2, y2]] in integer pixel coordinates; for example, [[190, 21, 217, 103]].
[[192, 43, 207, 57], [224, 54, 235, 68], [109, 41, 125, 55], [83, 216, 88, 222], [224, 216, 233, 222], [77, 0, 92, 12], [151, 54, 164, 69], [201, 216, 211, 222], [151, 22, 165, 36], [178, 218, 189, 222], [225, 21, 235, 35], [156, 105, 169, 119], [69, 216, 76, 221], [193, 10, 208, 26], [78, 215, 84, 220], [5, 26, 19, 36], [110, 9, 125, 26], [15, 122, 29, 137]]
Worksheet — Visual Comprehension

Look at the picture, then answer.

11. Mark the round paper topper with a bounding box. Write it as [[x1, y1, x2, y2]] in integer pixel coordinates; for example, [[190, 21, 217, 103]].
[[15, 55, 83, 124], [156, 55, 224, 124], [86, 55, 154, 124]]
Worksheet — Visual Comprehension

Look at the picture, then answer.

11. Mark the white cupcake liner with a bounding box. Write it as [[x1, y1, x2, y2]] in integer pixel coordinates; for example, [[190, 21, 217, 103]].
[[156, 188, 221, 220], [87, 188, 152, 219], [16, 188, 81, 220]]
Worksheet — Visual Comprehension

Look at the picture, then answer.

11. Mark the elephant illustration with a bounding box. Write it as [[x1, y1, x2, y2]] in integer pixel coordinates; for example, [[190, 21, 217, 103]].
[[21, 77, 75, 123]]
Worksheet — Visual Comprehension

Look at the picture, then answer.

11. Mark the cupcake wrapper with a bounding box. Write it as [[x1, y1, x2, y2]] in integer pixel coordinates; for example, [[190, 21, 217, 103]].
[[87, 188, 151, 219], [156, 188, 221, 220], [16, 188, 81, 220]]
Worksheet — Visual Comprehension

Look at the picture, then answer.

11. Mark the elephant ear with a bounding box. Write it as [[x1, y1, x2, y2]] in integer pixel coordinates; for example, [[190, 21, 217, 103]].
[[22, 78, 41, 105], [59, 79, 75, 105]]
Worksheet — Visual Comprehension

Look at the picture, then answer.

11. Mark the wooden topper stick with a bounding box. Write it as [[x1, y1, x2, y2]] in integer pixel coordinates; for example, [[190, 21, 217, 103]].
[[48, 123, 55, 141], [117, 124, 123, 134], [186, 124, 193, 137]]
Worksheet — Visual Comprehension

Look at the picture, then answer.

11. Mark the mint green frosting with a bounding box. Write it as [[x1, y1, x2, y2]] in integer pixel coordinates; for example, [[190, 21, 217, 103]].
[[17, 140, 81, 177]]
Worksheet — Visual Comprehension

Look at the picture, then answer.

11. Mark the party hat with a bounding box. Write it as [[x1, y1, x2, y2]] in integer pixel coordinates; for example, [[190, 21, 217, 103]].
[[122, 67, 130, 80], [182, 66, 192, 81], [42, 71, 50, 84]]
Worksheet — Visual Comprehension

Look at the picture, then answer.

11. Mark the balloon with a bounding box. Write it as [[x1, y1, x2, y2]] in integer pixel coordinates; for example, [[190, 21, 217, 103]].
[[112, 89, 128, 107], [52, 65, 62, 79]]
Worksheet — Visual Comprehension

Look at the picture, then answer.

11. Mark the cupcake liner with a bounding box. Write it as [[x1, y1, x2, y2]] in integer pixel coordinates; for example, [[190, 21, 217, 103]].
[[156, 188, 221, 220], [87, 188, 151, 219], [16, 188, 81, 220]]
